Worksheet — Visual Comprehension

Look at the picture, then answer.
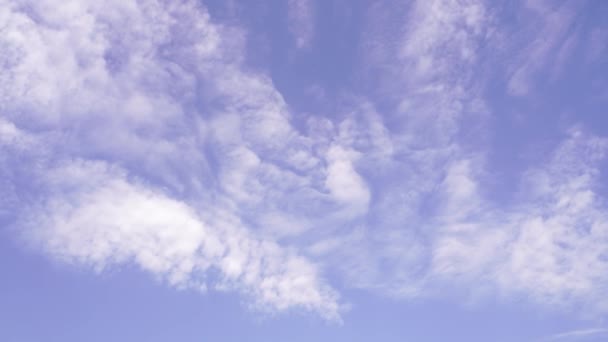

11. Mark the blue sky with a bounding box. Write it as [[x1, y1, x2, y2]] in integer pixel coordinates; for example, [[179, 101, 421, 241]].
[[1, 0, 608, 341]]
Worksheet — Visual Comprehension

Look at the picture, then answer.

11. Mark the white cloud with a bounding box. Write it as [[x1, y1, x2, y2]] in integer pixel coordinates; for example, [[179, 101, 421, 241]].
[[0, 118, 28, 146], [494, 132, 608, 312], [3, 0, 608, 324], [324, 144, 370, 217], [440, 159, 481, 220], [334, 0, 491, 292], [413, 131, 608, 314], [1, 0, 344, 319], [22, 159, 341, 320], [330, 0, 608, 318]]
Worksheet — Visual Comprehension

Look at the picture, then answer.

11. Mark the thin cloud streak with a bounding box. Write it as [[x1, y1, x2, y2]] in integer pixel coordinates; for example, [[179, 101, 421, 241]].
[[538, 328, 608, 341]]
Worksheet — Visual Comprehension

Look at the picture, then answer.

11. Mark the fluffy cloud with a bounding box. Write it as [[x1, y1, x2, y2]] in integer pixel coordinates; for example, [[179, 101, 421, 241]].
[[21, 159, 340, 319], [0, 0, 344, 320]]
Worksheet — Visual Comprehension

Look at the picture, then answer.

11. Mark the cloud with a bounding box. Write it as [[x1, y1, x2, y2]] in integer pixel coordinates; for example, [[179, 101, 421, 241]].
[[324, 144, 370, 217], [2, 0, 608, 324], [494, 131, 608, 312], [20, 159, 340, 320], [505, 1, 583, 96], [539, 328, 608, 342], [318, 0, 608, 317], [288, 0, 315, 49], [328, 0, 491, 295], [0, 0, 344, 320], [359, 129, 608, 314]]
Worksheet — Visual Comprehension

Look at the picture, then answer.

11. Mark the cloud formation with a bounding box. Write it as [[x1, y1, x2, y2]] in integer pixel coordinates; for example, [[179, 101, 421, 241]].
[[315, 0, 608, 316], [1, 0, 607, 323], [0, 0, 342, 320]]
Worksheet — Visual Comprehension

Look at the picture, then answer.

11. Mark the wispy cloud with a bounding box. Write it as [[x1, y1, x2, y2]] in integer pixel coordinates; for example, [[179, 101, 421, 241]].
[[538, 328, 608, 342], [2, 0, 608, 324], [319, 0, 608, 317], [288, 0, 315, 49], [506, 1, 583, 96]]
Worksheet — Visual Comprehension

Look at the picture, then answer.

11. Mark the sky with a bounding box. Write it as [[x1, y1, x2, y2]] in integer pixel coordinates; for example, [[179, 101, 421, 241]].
[[1, 0, 608, 341]]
